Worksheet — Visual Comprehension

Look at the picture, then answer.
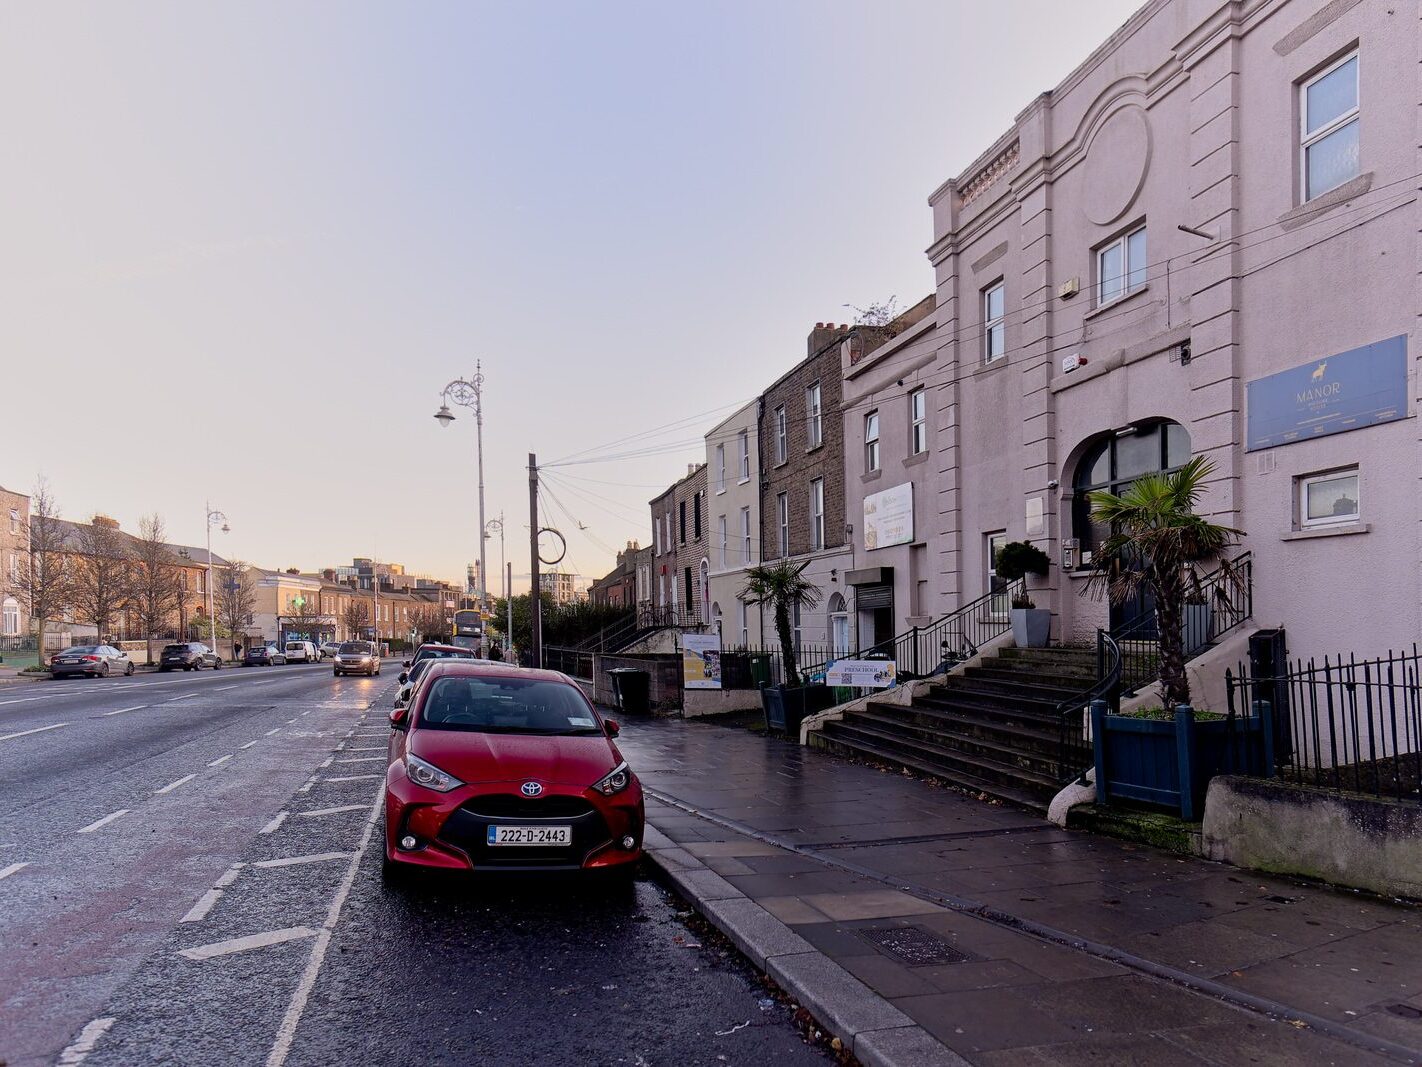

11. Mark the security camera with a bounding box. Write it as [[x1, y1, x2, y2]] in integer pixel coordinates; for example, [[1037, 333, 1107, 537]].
[[1047, 479, 1060, 489]]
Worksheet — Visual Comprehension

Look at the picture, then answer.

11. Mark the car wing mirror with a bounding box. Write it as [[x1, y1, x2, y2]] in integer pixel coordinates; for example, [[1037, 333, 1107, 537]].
[[389, 707, 408, 729], [604, 717, 620, 738], [398, 672, 409, 685], [402, 660, 411, 668]]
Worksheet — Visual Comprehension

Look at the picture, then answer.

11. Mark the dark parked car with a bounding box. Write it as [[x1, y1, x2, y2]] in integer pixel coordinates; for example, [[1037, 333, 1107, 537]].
[[159, 643, 223, 671], [244, 644, 288, 666], [50, 645, 134, 679]]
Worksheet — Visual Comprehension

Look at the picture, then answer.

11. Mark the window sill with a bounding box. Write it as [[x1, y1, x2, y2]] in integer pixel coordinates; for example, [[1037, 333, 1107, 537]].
[[806, 444, 824, 456], [737, 477, 751, 486], [1066, 567, 1097, 581], [1280, 172, 1373, 231], [714, 488, 726, 496], [904, 452, 929, 468], [1083, 284, 1149, 322], [1282, 522, 1369, 542], [862, 470, 882, 484]]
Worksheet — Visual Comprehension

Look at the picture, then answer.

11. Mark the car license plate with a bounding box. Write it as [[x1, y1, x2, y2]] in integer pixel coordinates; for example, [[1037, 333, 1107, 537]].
[[487, 825, 571, 847]]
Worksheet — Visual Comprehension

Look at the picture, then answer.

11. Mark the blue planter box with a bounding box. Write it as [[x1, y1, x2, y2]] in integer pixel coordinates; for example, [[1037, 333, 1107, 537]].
[[1091, 702, 1274, 821]]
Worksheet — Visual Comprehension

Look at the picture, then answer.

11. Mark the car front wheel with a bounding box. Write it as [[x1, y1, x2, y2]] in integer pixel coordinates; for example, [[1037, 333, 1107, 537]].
[[124, 663, 134, 676]]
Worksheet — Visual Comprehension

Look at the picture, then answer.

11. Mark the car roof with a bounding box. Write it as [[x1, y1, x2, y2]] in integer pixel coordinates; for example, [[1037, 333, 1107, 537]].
[[415, 643, 470, 654], [420, 660, 566, 684]]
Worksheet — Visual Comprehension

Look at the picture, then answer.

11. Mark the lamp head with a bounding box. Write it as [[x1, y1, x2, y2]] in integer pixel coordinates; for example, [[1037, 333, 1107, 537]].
[[434, 404, 455, 427], [221, 523, 230, 534]]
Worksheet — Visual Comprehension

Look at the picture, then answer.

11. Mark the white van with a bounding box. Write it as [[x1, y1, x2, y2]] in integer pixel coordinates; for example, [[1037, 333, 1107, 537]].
[[284, 640, 317, 663]]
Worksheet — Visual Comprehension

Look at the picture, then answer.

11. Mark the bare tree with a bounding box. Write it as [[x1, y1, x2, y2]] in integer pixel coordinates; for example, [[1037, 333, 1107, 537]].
[[70, 517, 133, 644], [341, 600, 370, 642], [6, 480, 72, 656], [283, 589, 325, 642], [217, 561, 257, 661], [129, 514, 183, 664], [408, 603, 447, 644]]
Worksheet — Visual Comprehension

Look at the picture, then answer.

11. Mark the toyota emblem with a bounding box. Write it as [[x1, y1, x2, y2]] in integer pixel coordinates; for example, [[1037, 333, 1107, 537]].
[[520, 781, 543, 797]]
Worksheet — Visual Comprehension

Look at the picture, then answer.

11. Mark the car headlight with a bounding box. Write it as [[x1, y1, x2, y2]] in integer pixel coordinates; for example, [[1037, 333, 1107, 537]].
[[593, 761, 631, 797], [405, 753, 463, 793]]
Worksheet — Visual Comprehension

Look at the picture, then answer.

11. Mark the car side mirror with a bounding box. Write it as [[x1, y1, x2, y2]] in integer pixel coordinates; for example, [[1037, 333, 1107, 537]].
[[604, 718, 620, 738], [402, 660, 411, 668], [398, 672, 409, 685], [389, 707, 408, 729]]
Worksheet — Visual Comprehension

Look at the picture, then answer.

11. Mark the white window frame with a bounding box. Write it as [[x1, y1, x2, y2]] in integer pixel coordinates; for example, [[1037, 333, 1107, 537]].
[[909, 388, 927, 455], [740, 507, 752, 566], [737, 599, 748, 647], [714, 444, 726, 493], [1096, 225, 1147, 307], [865, 411, 880, 472], [1300, 51, 1360, 202], [738, 429, 750, 482], [805, 383, 823, 449], [777, 492, 789, 557], [1299, 468, 1360, 529], [774, 406, 787, 464], [983, 282, 1005, 363], [718, 515, 727, 568], [810, 478, 825, 551], [8, 509, 18, 534]]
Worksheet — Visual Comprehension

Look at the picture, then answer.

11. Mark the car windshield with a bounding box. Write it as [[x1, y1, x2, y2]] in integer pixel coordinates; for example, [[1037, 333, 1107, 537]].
[[339, 642, 371, 654], [419, 676, 601, 736]]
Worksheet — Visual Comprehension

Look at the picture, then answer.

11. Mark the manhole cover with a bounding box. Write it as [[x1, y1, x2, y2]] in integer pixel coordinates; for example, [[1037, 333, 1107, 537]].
[[1386, 1004, 1422, 1020], [859, 926, 970, 966]]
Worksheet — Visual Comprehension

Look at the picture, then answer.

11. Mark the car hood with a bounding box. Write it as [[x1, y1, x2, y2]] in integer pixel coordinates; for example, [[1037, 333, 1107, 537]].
[[410, 730, 621, 787]]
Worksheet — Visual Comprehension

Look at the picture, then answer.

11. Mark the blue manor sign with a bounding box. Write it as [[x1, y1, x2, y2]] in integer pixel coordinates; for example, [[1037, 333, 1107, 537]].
[[1246, 335, 1408, 452]]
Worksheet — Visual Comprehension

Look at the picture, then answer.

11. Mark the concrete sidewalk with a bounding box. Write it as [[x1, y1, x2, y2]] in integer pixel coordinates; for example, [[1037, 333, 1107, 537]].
[[619, 717, 1422, 1065]]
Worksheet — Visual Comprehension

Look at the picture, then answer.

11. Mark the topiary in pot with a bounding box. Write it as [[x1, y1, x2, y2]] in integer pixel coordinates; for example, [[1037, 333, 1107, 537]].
[[994, 540, 1052, 581], [996, 542, 1052, 648]]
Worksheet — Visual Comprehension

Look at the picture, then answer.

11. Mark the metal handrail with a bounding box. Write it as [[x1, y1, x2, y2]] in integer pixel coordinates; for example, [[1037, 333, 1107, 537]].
[[1053, 631, 1122, 782], [801, 577, 1025, 684]]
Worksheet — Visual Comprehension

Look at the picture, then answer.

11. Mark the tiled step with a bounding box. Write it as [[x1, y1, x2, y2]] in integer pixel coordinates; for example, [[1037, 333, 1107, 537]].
[[913, 690, 1062, 726], [812, 726, 1052, 812], [824, 717, 1061, 795], [846, 708, 1062, 779], [861, 702, 1063, 757], [936, 676, 1085, 705], [964, 664, 1099, 688]]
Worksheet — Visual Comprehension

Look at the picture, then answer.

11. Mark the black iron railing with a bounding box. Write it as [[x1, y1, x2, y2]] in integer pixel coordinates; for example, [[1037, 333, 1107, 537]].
[[801, 578, 1024, 684], [1112, 551, 1253, 697], [1227, 646, 1422, 804], [544, 646, 595, 679], [1053, 631, 1121, 782]]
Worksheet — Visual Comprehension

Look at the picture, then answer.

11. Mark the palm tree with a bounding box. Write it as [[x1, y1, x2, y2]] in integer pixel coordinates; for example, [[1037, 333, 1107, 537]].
[[1082, 456, 1243, 708], [739, 560, 821, 688]]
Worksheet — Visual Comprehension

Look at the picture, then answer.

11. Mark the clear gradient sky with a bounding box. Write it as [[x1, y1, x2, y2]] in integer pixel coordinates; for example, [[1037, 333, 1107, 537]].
[[1, 1, 1140, 591]]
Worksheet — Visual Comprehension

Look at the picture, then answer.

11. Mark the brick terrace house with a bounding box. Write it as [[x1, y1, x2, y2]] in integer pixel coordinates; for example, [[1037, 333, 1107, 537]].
[[758, 324, 855, 655], [649, 463, 708, 625], [0, 484, 30, 640]]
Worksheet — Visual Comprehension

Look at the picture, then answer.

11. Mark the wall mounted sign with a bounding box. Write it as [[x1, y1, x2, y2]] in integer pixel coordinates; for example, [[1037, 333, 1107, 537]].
[[1246, 335, 1408, 451], [682, 632, 721, 690], [864, 482, 914, 551], [826, 659, 897, 688]]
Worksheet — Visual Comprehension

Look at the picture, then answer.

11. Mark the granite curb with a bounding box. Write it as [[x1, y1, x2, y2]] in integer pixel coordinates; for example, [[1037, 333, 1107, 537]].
[[642, 823, 969, 1067]]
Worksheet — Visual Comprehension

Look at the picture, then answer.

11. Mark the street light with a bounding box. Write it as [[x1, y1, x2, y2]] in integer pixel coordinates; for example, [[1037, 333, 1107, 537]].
[[204, 502, 229, 657], [434, 365, 488, 655], [486, 514, 510, 656]]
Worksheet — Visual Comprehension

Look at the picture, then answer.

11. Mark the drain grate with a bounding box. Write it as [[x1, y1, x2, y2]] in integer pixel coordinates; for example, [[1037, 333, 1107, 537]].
[[859, 926, 971, 967]]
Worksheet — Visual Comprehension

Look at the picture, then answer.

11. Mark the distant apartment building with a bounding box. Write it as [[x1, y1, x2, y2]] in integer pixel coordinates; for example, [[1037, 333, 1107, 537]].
[[648, 464, 709, 625], [539, 570, 585, 607], [0, 484, 30, 639], [758, 325, 854, 656], [704, 399, 764, 648]]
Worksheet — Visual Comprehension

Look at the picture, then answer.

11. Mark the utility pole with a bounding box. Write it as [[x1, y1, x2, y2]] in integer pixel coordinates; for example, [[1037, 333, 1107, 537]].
[[528, 453, 541, 668]]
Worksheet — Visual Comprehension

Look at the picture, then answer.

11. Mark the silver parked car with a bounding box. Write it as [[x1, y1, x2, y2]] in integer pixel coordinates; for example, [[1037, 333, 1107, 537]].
[[51, 645, 134, 679], [333, 640, 380, 677]]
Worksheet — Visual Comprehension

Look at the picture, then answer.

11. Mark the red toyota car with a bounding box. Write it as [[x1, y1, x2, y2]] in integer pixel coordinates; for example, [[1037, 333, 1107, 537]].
[[382, 660, 643, 878]]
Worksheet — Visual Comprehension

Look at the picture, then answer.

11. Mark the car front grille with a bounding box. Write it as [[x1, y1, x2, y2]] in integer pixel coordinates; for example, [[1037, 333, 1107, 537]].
[[462, 794, 594, 819]]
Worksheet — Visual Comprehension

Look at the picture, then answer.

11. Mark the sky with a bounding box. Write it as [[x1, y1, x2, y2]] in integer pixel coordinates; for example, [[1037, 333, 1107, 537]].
[[0, 0, 1141, 592]]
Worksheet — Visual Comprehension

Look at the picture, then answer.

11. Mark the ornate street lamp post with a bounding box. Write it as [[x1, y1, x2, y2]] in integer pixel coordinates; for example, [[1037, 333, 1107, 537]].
[[205, 502, 229, 655], [435, 365, 488, 654]]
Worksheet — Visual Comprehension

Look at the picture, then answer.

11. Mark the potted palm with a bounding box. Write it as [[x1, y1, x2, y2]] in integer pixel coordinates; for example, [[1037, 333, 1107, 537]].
[[995, 541, 1052, 648], [739, 561, 831, 734], [1082, 456, 1259, 818]]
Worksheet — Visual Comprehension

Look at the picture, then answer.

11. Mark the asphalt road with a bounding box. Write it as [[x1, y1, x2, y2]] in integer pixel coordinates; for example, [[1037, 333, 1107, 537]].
[[0, 666, 826, 1067]]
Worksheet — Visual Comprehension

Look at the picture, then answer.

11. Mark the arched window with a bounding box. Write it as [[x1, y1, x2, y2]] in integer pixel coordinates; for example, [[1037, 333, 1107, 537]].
[[826, 593, 849, 657], [711, 601, 722, 639], [1072, 420, 1190, 567], [2, 597, 19, 636]]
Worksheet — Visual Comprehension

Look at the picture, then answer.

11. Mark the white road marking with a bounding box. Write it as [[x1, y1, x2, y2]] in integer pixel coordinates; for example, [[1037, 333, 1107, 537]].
[[0, 861, 30, 882], [324, 774, 379, 782], [155, 774, 196, 795], [240, 740, 259, 749], [166, 694, 194, 702], [207, 754, 233, 767], [318, 757, 332, 768], [286, 718, 297, 724], [302, 710, 312, 716], [259, 811, 289, 835], [346, 746, 385, 752], [0, 722, 69, 742], [77, 809, 130, 834], [297, 804, 366, 818], [266, 784, 384, 1067], [265, 728, 281, 736], [297, 778, 316, 794], [334, 757, 384, 764], [215, 863, 246, 887], [214, 684, 239, 691], [180, 888, 223, 923], [178, 926, 318, 961], [102, 704, 149, 716], [57, 1016, 116, 1065], [252, 852, 349, 869]]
